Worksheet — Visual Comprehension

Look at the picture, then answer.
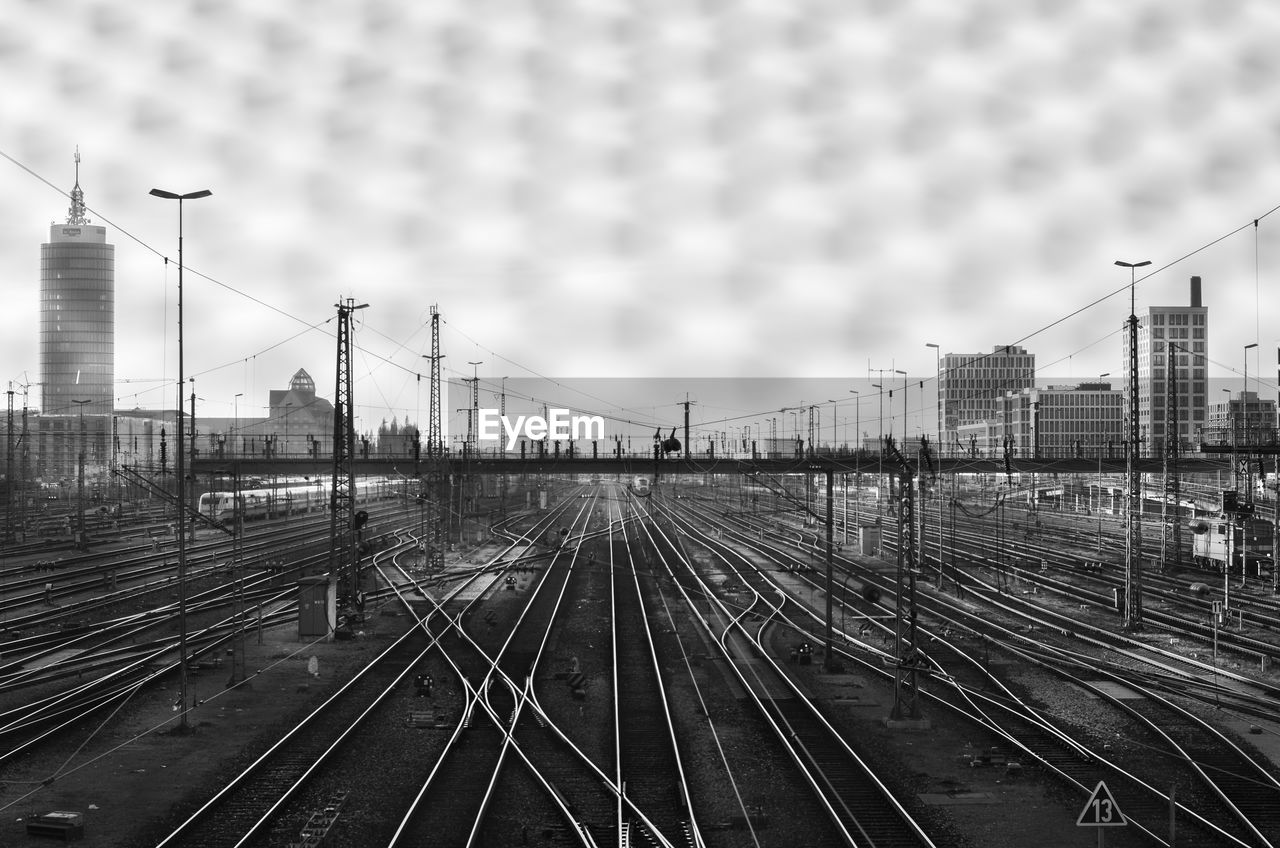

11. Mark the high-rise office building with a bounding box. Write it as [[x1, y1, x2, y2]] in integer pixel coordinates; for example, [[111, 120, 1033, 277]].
[[937, 344, 1036, 449], [1122, 276, 1208, 455], [39, 150, 114, 418]]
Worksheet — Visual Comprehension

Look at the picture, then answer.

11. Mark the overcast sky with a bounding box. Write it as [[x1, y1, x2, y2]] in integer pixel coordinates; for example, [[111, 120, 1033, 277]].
[[2, 0, 1278, 436]]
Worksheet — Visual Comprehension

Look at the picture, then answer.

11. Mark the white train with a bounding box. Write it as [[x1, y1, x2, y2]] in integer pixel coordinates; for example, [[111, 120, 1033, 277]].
[[198, 477, 392, 524]]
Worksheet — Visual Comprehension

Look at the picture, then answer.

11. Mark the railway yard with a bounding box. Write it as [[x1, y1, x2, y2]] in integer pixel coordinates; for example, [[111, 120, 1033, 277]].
[[1, 472, 1280, 847]]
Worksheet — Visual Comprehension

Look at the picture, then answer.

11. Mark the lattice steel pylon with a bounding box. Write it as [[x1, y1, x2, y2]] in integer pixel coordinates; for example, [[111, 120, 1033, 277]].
[[330, 297, 368, 609], [425, 305, 446, 573], [1162, 346, 1182, 572], [427, 305, 442, 458], [1125, 308, 1143, 632], [887, 437, 922, 721]]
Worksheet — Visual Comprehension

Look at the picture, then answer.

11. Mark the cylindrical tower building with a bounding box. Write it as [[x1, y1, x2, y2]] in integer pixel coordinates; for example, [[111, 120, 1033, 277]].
[[40, 150, 114, 419]]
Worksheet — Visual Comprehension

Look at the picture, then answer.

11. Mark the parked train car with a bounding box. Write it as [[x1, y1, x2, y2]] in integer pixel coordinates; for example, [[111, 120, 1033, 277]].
[[198, 477, 391, 525], [1190, 514, 1274, 577], [633, 476, 651, 494]]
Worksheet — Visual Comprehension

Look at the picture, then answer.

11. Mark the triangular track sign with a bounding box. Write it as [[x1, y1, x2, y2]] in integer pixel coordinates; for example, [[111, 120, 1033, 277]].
[[1076, 781, 1127, 827]]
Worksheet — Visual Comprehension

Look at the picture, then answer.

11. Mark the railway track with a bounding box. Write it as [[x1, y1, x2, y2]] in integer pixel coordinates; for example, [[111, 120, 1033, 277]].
[[641, 495, 937, 847], [668, 491, 1280, 846]]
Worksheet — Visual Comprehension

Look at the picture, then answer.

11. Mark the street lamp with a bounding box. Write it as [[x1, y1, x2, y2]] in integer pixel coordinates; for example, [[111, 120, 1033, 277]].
[[150, 185, 211, 731], [1116, 258, 1151, 633]]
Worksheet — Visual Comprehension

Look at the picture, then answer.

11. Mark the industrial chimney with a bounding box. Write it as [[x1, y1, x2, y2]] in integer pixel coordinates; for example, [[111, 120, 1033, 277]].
[[1190, 275, 1202, 308]]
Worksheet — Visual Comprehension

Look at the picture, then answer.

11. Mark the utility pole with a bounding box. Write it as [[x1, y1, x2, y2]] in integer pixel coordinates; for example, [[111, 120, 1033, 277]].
[[425, 305, 446, 572], [19, 384, 30, 539], [4, 388, 12, 544], [73, 399, 91, 549], [682, 397, 693, 461], [465, 361, 482, 457], [331, 298, 368, 613], [1163, 344, 1182, 572], [1117, 259, 1151, 632], [887, 439, 923, 721], [427, 306, 443, 458], [227, 466, 246, 685], [189, 379, 197, 541]]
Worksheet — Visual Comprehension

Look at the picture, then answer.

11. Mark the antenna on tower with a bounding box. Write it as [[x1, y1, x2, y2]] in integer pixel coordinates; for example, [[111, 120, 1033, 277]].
[[67, 146, 90, 226]]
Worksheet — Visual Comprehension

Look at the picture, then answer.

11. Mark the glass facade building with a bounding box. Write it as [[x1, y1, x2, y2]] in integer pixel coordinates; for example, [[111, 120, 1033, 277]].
[[39, 223, 114, 418]]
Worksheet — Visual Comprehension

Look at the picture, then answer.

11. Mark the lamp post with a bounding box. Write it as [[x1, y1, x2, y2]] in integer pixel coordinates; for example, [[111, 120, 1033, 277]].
[[1116, 258, 1151, 633], [150, 186, 211, 731]]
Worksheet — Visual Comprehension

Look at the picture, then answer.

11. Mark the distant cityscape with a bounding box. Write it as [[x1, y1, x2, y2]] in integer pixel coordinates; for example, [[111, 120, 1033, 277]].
[[4, 156, 1279, 492]]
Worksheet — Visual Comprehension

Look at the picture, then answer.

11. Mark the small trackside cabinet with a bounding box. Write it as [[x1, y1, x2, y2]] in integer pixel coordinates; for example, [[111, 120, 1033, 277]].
[[298, 576, 336, 640], [859, 525, 881, 556]]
